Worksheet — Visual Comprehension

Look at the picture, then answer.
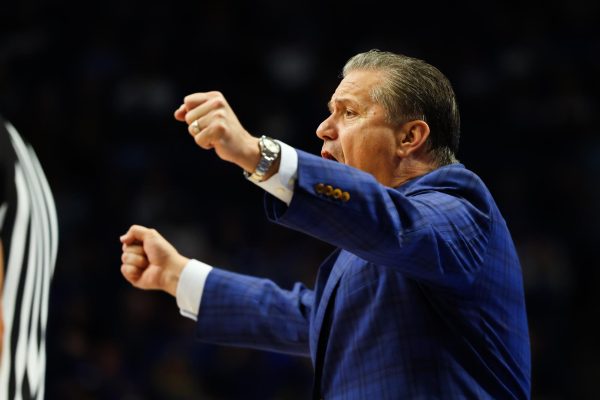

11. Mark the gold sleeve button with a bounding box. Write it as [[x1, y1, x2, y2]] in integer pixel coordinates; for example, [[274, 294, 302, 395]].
[[332, 188, 342, 199], [315, 183, 325, 194], [324, 185, 334, 196], [341, 191, 350, 202]]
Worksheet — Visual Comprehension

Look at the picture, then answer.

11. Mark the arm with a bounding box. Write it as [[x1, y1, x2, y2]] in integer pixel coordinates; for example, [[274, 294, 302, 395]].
[[265, 151, 492, 288], [119, 225, 312, 356], [195, 268, 312, 356], [171, 92, 491, 288]]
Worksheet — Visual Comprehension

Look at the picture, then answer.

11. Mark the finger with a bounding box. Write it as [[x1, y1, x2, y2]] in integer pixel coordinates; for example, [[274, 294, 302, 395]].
[[122, 243, 145, 255], [181, 93, 211, 122], [174, 104, 187, 121], [187, 108, 226, 139], [184, 95, 227, 125], [189, 119, 202, 137], [121, 251, 148, 268], [121, 264, 143, 284], [120, 225, 154, 244], [195, 134, 214, 149], [183, 92, 221, 112], [193, 127, 216, 150]]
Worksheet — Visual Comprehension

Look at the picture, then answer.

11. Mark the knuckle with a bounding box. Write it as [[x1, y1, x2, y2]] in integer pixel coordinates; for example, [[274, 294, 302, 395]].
[[183, 93, 197, 104], [213, 121, 226, 135], [194, 135, 205, 146], [212, 97, 225, 108]]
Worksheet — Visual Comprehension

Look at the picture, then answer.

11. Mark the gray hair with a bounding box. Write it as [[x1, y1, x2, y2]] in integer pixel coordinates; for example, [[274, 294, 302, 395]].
[[343, 49, 460, 166]]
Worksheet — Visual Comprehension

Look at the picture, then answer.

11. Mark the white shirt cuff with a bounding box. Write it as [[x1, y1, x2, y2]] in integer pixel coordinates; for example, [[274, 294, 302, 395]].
[[176, 259, 213, 321], [250, 140, 298, 205]]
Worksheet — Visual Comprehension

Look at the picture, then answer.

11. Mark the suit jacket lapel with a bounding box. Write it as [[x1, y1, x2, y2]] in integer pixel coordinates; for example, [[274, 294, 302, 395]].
[[310, 249, 353, 361]]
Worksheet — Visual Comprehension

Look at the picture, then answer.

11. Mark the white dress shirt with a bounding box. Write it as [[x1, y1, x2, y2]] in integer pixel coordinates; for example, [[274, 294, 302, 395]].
[[175, 140, 298, 320]]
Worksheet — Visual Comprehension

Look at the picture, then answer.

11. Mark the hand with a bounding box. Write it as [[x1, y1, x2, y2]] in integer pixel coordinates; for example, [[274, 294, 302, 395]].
[[174, 91, 261, 173], [119, 225, 189, 297]]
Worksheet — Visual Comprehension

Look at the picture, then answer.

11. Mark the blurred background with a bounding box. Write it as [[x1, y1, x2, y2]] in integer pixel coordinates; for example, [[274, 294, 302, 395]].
[[1, 0, 599, 398]]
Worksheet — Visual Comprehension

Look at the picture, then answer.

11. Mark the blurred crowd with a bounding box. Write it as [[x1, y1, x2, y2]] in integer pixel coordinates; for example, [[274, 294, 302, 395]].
[[1, 0, 598, 398]]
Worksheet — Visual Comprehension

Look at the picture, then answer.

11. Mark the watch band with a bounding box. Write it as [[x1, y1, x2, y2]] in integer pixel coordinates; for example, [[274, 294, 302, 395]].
[[244, 135, 281, 183]]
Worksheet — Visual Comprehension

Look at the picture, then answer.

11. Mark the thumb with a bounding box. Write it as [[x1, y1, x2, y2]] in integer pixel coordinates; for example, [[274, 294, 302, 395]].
[[174, 104, 187, 122], [120, 224, 153, 244]]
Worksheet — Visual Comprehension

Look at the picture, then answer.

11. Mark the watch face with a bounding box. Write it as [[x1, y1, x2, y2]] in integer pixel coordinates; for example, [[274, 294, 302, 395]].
[[263, 138, 279, 153]]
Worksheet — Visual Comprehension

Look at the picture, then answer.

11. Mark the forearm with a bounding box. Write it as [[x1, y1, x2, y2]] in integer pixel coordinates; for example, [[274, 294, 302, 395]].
[[195, 268, 312, 357]]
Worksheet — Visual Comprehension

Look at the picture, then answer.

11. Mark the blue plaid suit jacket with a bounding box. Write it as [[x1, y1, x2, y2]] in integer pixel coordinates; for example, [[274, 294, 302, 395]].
[[196, 150, 531, 399]]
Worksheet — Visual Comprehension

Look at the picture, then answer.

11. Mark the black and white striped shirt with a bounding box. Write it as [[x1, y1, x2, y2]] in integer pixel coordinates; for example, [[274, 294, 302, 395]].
[[0, 117, 58, 400]]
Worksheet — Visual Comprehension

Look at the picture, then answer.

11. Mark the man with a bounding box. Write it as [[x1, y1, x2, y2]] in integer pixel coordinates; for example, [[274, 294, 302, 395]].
[[0, 116, 59, 399], [120, 50, 531, 399]]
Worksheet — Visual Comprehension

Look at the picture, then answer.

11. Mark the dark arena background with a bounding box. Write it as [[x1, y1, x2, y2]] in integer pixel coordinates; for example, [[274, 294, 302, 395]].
[[1, 0, 598, 398]]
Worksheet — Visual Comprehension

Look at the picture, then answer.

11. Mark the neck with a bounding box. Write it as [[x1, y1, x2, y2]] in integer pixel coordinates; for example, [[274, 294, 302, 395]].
[[389, 157, 437, 188]]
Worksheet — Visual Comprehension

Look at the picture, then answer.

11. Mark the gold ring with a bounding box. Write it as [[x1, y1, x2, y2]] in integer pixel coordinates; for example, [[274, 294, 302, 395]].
[[191, 119, 200, 133]]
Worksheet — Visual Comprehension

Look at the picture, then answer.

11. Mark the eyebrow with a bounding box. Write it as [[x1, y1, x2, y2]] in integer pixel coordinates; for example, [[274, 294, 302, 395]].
[[327, 97, 359, 112]]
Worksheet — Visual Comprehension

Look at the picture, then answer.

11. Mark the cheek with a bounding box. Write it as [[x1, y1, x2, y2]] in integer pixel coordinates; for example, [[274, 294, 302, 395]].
[[341, 135, 369, 168], [344, 130, 395, 170], [339, 133, 359, 166]]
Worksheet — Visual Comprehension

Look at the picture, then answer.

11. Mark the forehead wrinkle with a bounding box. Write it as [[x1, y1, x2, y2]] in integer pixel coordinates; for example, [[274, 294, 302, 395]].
[[335, 79, 359, 98], [328, 72, 377, 112]]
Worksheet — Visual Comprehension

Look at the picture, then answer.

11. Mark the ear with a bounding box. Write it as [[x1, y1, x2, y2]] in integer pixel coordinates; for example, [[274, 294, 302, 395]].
[[395, 120, 430, 158]]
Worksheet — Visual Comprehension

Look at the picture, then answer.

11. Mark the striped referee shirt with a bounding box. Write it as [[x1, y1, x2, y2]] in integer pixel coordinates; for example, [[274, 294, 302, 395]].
[[0, 117, 58, 400]]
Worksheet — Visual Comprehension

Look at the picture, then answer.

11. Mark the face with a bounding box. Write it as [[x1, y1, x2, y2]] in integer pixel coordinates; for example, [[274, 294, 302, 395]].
[[316, 69, 399, 186]]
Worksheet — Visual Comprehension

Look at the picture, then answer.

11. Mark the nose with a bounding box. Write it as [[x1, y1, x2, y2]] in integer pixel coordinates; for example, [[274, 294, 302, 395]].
[[316, 114, 338, 141]]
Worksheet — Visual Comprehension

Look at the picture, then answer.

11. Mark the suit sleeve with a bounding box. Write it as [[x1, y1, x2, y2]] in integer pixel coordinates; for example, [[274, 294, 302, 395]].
[[194, 267, 313, 357], [265, 150, 492, 289]]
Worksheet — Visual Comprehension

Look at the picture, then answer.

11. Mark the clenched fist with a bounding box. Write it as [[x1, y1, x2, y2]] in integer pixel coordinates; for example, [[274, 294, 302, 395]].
[[174, 91, 261, 173], [120, 225, 189, 297]]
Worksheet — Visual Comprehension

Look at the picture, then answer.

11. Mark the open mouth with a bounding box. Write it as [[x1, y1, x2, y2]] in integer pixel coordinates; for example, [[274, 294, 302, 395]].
[[321, 151, 338, 162]]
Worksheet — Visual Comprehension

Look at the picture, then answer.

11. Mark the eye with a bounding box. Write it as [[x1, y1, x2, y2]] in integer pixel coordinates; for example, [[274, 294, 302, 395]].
[[344, 109, 357, 118]]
